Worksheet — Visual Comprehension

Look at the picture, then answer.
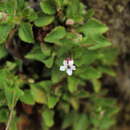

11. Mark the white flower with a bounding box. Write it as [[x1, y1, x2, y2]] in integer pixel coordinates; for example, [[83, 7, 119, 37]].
[[60, 59, 76, 76]]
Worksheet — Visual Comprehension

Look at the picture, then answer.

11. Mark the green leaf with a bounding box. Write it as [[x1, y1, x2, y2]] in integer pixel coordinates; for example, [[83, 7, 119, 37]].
[[0, 108, 9, 123], [24, 8, 38, 22], [74, 49, 97, 66], [0, 91, 6, 107], [0, 45, 7, 58], [4, 86, 24, 108], [35, 80, 52, 93], [0, 24, 13, 44], [47, 95, 59, 109], [31, 85, 47, 104], [16, 0, 25, 10], [43, 53, 55, 68], [73, 113, 88, 130], [26, 45, 54, 67], [78, 18, 108, 36], [76, 90, 90, 98], [35, 15, 54, 27], [18, 22, 34, 43], [87, 35, 112, 50], [5, 61, 17, 71], [42, 108, 54, 127], [51, 68, 65, 83], [41, 44, 51, 56], [20, 90, 35, 105], [5, 0, 16, 15], [0, 2, 5, 12], [0, 70, 9, 89], [14, 87, 24, 101], [62, 112, 75, 129], [76, 67, 102, 80], [45, 26, 66, 43], [55, 0, 63, 9], [26, 45, 46, 61], [97, 48, 118, 65], [40, 0, 56, 15], [66, 0, 84, 22], [91, 79, 101, 93], [68, 77, 80, 93], [86, 9, 95, 19], [98, 66, 116, 76], [69, 97, 79, 111], [57, 38, 76, 47], [73, 114, 88, 130], [44, 57, 54, 68]]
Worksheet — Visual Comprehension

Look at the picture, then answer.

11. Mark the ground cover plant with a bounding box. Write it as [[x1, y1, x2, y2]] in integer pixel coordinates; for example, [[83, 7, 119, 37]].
[[0, 0, 119, 130]]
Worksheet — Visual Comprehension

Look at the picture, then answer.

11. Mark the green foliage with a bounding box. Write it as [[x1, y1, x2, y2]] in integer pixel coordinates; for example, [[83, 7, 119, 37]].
[[40, 0, 56, 15], [0, 108, 9, 123], [0, 63, 24, 108], [42, 108, 54, 127], [0, 0, 119, 130], [18, 22, 34, 43], [47, 95, 59, 109], [45, 26, 66, 43], [66, 0, 85, 22], [31, 85, 47, 104], [0, 45, 7, 58], [34, 15, 54, 27], [0, 24, 13, 44], [20, 90, 35, 105], [89, 96, 119, 130], [78, 19, 108, 35]]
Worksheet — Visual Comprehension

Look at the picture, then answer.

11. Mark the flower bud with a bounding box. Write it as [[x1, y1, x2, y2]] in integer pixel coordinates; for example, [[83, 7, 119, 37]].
[[66, 19, 75, 25], [0, 12, 8, 21]]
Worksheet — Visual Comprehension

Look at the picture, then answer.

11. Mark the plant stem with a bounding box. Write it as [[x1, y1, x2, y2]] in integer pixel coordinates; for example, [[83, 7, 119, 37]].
[[5, 88, 16, 130], [5, 108, 14, 130]]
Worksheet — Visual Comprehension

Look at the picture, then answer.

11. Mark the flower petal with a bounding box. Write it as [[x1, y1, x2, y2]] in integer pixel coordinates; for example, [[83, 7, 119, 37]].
[[66, 69, 73, 76], [71, 65, 76, 70], [68, 60, 74, 66], [63, 60, 67, 66], [60, 66, 66, 71]]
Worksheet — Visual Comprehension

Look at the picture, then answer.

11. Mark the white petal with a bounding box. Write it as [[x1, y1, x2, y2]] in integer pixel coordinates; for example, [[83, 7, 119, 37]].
[[66, 69, 73, 76], [63, 60, 67, 66], [68, 60, 74, 66], [60, 66, 66, 71], [71, 65, 76, 70]]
